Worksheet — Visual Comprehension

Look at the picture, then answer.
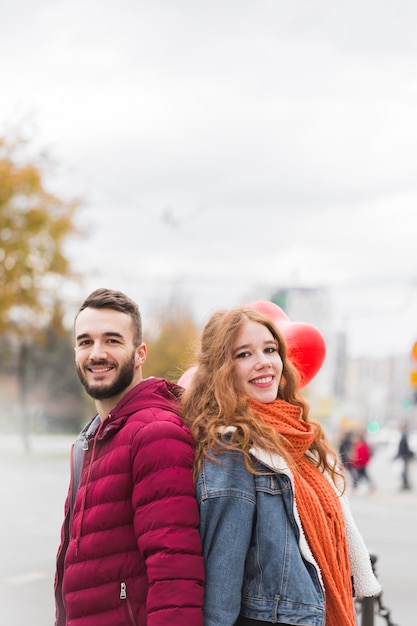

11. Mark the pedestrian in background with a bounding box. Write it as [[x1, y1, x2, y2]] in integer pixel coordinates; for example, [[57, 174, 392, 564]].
[[338, 431, 357, 484], [350, 430, 376, 493], [54, 288, 204, 626], [394, 421, 415, 491], [181, 305, 380, 626]]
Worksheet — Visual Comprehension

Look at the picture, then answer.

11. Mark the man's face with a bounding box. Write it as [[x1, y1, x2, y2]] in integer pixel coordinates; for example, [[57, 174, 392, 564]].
[[74, 307, 146, 401]]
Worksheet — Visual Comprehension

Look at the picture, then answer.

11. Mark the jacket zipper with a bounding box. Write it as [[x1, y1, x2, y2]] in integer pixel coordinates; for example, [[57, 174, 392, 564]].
[[74, 419, 107, 555], [120, 582, 136, 625]]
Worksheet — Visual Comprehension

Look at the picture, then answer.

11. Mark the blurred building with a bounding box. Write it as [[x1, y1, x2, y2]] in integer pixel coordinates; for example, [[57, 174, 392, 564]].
[[344, 355, 413, 427]]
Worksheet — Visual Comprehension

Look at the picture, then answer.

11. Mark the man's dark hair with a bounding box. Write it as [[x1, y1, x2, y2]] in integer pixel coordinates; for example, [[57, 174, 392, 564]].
[[77, 288, 143, 346]]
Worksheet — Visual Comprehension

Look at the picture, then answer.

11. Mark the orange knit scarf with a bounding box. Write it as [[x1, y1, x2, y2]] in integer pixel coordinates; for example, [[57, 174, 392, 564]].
[[247, 397, 356, 626]]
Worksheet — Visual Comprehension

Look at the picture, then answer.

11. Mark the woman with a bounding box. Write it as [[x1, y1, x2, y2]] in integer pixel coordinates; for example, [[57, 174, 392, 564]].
[[181, 306, 380, 626]]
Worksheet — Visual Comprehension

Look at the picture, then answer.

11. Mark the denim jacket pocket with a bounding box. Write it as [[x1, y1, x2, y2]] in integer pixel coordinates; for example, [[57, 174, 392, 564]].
[[253, 470, 292, 495]]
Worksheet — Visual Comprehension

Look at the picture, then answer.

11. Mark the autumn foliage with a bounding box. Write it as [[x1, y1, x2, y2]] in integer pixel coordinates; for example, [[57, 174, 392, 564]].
[[143, 304, 200, 383], [0, 137, 79, 334]]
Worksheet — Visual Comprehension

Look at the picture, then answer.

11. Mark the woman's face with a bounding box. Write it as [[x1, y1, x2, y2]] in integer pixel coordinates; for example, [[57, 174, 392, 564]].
[[232, 320, 283, 403]]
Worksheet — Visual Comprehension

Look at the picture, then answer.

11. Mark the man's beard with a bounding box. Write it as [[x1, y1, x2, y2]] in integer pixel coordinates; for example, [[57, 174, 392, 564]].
[[76, 351, 136, 400]]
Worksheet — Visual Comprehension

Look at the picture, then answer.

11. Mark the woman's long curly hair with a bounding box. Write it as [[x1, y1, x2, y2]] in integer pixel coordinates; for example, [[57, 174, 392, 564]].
[[180, 306, 343, 487]]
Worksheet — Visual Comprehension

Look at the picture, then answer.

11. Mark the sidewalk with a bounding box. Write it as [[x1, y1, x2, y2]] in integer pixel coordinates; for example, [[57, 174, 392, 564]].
[[0, 434, 73, 626], [0, 432, 74, 457], [347, 443, 417, 626]]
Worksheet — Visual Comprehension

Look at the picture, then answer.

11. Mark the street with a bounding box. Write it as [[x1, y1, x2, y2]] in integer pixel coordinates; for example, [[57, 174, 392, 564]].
[[0, 434, 415, 626], [348, 442, 417, 626]]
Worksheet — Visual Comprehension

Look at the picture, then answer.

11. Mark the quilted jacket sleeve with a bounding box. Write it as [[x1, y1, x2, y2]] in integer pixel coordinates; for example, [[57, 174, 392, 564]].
[[131, 414, 204, 626]]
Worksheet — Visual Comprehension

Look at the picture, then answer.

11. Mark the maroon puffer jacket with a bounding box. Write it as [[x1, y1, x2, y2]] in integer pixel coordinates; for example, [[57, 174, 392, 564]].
[[54, 377, 204, 626]]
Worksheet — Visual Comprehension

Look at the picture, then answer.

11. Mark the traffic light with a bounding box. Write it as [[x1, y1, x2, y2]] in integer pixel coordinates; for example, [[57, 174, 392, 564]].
[[409, 341, 417, 403]]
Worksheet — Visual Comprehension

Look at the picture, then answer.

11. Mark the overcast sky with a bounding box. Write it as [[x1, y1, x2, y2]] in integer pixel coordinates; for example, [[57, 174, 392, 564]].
[[2, 0, 417, 359]]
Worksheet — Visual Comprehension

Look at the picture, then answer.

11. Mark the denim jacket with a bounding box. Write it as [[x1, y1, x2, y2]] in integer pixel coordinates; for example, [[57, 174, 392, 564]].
[[197, 435, 380, 626]]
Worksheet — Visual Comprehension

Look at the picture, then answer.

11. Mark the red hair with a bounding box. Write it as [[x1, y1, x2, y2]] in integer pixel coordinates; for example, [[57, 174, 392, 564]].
[[181, 306, 342, 486]]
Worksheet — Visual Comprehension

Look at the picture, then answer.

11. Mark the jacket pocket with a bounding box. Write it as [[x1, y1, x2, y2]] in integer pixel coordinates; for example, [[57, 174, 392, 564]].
[[254, 471, 291, 495]]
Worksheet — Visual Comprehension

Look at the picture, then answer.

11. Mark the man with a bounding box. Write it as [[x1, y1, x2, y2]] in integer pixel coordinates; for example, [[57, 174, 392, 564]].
[[395, 421, 415, 491], [54, 288, 204, 626]]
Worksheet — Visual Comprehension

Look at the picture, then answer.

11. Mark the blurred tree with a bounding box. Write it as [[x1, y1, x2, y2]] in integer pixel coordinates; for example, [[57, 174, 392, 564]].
[[0, 135, 81, 449], [0, 136, 80, 332], [28, 300, 92, 432], [143, 303, 200, 382]]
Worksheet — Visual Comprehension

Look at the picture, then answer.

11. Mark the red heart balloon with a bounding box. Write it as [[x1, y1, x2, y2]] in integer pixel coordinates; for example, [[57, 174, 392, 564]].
[[247, 300, 289, 325], [248, 301, 326, 388], [277, 321, 326, 387], [177, 365, 197, 389]]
